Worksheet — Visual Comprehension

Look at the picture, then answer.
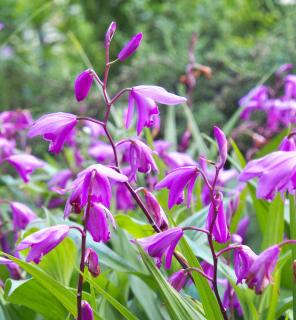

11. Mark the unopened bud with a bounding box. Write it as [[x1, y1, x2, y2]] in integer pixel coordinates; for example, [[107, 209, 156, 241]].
[[81, 300, 94, 320], [85, 248, 100, 277]]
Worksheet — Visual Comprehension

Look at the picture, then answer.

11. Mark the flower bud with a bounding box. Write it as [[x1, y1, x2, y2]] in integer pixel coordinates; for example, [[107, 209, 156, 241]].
[[105, 21, 116, 48], [117, 32, 142, 61], [74, 69, 93, 102], [81, 300, 94, 320], [85, 248, 100, 277], [168, 270, 187, 291]]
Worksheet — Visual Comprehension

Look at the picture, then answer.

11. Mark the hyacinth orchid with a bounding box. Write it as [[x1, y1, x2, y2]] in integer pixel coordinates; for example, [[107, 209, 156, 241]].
[[133, 227, 183, 269], [105, 21, 116, 48], [155, 166, 199, 209], [74, 69, 93, 102], [6, 154, 45, 183], [17, 225, 70, 263], [9, 202, 36, 231], [86, 202, 116, 243], [28, 112, 78, 154], [64, 164, 128, 217], [239, 150, 296, 200], [213, 126, 228, 169], [85, 248, 100, 277], [81, 300, 94, 320], [125, 85, 187, 135], [168, 269, 188, 292], [234, 245, 257, 284], [117, 32, 143, 61]]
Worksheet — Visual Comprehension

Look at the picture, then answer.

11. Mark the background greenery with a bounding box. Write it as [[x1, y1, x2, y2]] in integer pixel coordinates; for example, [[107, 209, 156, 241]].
[[1, 0, 296, 135]]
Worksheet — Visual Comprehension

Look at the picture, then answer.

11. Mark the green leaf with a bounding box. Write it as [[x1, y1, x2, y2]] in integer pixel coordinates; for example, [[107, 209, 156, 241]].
[[115, 214, 154, 238], [4, 279, 68, 320], [136, 243, 206, 320]]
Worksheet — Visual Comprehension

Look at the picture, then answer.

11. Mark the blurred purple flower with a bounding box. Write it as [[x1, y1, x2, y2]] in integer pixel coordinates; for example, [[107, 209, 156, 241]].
[[223, 282, 243, 316], [239, 151, 296, 200], [115, 182, 134, 211], [88, 142, 114, 164], [87, 202, 115, 243], [48, 169, 73, 192], [10, 202, 36, 231], [236, 216, 249, 240], [284, 75, 296, 99], [118, 32, 142, 61], [275, 63, 293, 78], [105, 21, 116, 48], [234, 245, 257, 284], [0, 110, 32, 137], [6, 154, 45, 183], [75, 69, 93, 102], [125, 86, 186, 135], [155, 166, 199, 209], [64, 164, 128, 217], [28, 112, 77, 154], [133, 227, 183, 269], [168, 269, 188, 291], [81, 300, 94, 320], [17, 225, 70, 263], [85, 248, 100, 277], [205, 192, 230, 244], [0, 138, 15, 160], [278, 135, 296, 151]]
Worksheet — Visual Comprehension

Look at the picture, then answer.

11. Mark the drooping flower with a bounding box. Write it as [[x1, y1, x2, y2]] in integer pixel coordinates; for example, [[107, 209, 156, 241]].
[[10, 202, 36, 231], [125, 86, 186, 135], [117, 139, 158, 180], [86, 202, 115, 243], [117, 32, 142, 61], [246, 245, 280, 294], [168, 269, 188, 291], [0, 110, 32, 137], [105, 21, 116, 48], [28, 113, 78, 154], [155, 166, 199, 209], [233, 245, 257, 284], [64, 164, 128, 217], [85, 248, 100, 277], [0, 258, 22, 280], [239, 151, 296, 200], [222, 282, 243, 317], [213, 126, 227, 169], [81, 300, 94, 320], [142, 189, 168, 231], [17, 225, 70, 264], [48, 169, 73, 192], [6, 154, 45, 183], [133, 227, 183, 269], [205, 192, 230, 244], [74, 69, 93, 102], [115, 182, 134, 211]]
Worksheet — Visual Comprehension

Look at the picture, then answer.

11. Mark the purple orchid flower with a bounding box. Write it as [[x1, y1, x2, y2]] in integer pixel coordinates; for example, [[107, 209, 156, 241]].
[[48, 169, 73, 192], [64, 164, 128, 217], [155, 166, 199, 209], [143, 189, 168, 231], [17, 225, 70, 264], [6, 154, 45, 183], [168, 269, 188, 291], [213, 126, 227, 169], [87, 202, 115, 243], [239, 151, 296, 200], [0, 138, 15, 161], [74, 69, 93, 102], [115, 182, 134, 211], [81, 300, 94, 320], [9, 202, 36, 231], [278, 135, 296, 151], [205, 192, 230, 244], [117, 139, 158, 180], [125, 85, 186, 135], [88, 142, 115, 164], [0, 110, 32, 137], [0, 258, 22, 280], [28, 112, 78, 154], [105, 21, 116, 48], [284, 75, 296, 99], [85, 248, 100, 277], [275, 63, 293, 78], [246, 245, 280, 294], [133, 227, 183, 269], [222, 282, 243, 317], [117, 32, 142, 61], [234, 245, 257, 284]]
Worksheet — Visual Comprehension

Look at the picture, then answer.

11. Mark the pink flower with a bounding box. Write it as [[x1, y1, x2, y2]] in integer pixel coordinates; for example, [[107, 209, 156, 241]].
[[6, 154, 45, 183], [17, 225, 70, 263], [117, 32, 142, 61], [133, 227, 183, 269], [86, 203, 115, 243], [155, 166, 199, 209], [125, 86, 186, 135], [74, 69, 93, 102], [28, 113, 78, 154], [88, 142, 115, 164], [105, 21, 116, 48], [234, 245, 257, 284], [239, 151, 296, 200], [10, 202, 36, 231]]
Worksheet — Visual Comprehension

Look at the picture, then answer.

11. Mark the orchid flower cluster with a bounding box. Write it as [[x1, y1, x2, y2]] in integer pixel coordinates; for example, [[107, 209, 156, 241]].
[[0, 22, 295, 320]]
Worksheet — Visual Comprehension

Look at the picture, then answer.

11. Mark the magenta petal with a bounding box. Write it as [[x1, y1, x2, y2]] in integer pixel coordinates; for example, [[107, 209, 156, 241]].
[[125, 92, 135, 129], [85, 248, 100, 277], [105, 21, 116, 48], [213, 126, 227, 169], [81, 300, 94, 320], [74, 69, 93, 102], [10, 202, 36, 231], [118, 32, 142, 61]]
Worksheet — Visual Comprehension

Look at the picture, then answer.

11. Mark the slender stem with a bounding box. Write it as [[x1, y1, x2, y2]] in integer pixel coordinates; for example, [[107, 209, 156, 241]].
[[109, 88, 131, 105], [182, 226, 210, 235], [77, 173, 94, 320], [185, 267, 214, 282], [278, 239, 296, 247], [289, 193, 296, 320], [216, 245, 241, 258], [77, 116, 104, 127]]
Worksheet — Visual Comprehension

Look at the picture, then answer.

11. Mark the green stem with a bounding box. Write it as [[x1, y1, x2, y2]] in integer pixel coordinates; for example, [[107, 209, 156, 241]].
[[289, 193, 296, 319]]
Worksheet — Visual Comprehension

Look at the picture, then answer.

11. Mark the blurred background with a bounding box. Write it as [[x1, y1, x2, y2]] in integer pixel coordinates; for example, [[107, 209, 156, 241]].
[[0, 0, 296, 135]]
